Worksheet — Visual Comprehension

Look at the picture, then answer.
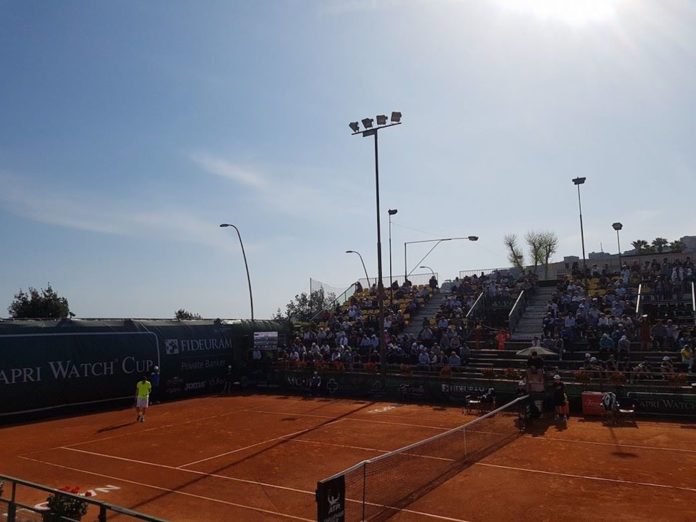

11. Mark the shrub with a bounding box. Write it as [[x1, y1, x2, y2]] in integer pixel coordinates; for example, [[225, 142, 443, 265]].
[[44, 486, 91, 522]]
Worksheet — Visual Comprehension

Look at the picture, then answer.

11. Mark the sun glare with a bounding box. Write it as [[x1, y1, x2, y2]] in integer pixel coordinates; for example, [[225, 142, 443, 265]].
[[494, 0, 625, 26]]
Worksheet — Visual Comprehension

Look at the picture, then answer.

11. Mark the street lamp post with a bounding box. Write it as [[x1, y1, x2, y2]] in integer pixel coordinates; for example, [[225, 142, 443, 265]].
[[612, 222, 623, 270], [404, 236, 478, 283], [420, 265, 435, 277], [572, 177, 587, 275], [388, 209, 398, 300], [219, 223, 254, 322], [345, 250, 371, 287], [349, 112, 402, 380]]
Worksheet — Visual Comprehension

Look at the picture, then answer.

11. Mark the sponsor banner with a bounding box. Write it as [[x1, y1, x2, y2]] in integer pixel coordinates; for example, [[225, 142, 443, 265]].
[[253, 331, 278, 351], [628, 392, 696, 415], [316, 475, 345, 522], [0, 332, 158, 415]]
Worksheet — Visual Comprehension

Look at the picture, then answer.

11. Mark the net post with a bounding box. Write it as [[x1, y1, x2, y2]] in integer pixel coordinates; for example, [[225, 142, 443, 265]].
[[362, 463, 367, 521]]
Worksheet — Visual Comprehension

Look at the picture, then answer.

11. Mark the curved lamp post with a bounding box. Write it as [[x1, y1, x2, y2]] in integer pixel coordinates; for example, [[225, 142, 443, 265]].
[[404, 236, 478, 282], [345, 250, 371, 287], [220, 223, 254, 322], [419, 265, 435, 277]]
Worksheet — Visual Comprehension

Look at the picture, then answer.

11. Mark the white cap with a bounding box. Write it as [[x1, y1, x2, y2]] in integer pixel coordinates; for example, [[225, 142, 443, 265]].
[[553, 374, 561, 381], [663, 356, 670, 361]]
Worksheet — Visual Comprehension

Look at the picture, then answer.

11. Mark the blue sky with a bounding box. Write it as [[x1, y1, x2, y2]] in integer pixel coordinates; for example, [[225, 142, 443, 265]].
[[1, 0, 695, 319]]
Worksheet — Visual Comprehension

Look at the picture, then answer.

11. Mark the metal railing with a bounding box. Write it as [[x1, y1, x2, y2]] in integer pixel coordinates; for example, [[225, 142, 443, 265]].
[[692, 281, 695, 326], [635, 283, 643, 316], [508, 289, 526, 333], [0, 475, 166, 522], [465, 292, 485, 320]]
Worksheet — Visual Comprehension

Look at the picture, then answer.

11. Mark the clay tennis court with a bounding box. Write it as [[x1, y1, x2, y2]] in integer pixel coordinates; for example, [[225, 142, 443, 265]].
[[1, 394, 695, 521]]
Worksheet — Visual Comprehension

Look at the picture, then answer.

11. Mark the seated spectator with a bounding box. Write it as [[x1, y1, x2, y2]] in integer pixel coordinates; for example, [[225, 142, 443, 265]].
[[660, 356, 674, 379], [447, 351, 461, 367], [630, 361, 649, 382]]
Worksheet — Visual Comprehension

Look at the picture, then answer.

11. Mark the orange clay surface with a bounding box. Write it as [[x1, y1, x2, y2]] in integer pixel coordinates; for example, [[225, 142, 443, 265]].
[[1, 394, 695, 521]]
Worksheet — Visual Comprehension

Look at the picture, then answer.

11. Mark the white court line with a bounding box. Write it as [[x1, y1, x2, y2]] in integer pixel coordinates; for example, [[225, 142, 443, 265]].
[[20, 456, 313, 521], [62, 407, 251, 449], [523, 434, 696, 454], [21, 454, 469, 522], [293, 439, 456, 463], [476, 462, 696, 494], [176, 422, 340, 468], [57, 447, 311, 495], [250, 409, 451, 431]]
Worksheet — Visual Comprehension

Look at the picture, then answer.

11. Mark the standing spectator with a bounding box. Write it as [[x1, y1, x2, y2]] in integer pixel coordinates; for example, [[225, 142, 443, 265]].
[[527, 350, 544, 371], [222, 364, 234, 395], [149, 365, 161, 404], [551, 375, 569, 421], [135, 374, 151, 423], [429, 274, 439, 292], [681, 344, 694, 373], [495, 328, 510, 351], [309, 371, 321, 396]]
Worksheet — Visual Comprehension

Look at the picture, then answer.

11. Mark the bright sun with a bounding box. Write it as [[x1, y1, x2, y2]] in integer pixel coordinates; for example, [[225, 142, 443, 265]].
[[494, 0, 625, 26]]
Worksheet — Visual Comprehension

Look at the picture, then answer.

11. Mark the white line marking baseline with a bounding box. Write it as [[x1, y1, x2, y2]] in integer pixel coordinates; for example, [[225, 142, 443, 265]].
[[21, 454, 469, 521], [522, 434, 696, 454], [20, 456, 313, 522], [476, 462, 696, 493]]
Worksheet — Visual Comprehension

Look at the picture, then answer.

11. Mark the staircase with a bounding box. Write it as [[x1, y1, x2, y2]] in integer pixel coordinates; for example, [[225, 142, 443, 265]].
[[404, 291, 448, 336], [510, 286, 556, 341]]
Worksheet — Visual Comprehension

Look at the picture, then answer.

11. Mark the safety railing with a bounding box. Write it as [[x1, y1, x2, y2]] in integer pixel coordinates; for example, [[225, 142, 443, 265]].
[[465, 292, 485, 320], [508, 289, 526, 333], [0, 474, 165, 522], [635, 283, 643, 316]]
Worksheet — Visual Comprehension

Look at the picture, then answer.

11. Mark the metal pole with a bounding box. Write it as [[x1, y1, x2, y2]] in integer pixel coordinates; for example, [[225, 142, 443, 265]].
[[220, 224, 254, 321], [389, 213, 393, 299], [576, 184, 586, 275], [373, 131, 387, 382], [616, 229, 622, 270], [404, 242, 408, 286]]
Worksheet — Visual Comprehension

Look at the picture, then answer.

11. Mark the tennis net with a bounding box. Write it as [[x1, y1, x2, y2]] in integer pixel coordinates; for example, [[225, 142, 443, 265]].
[[316, 395, 528, 522]]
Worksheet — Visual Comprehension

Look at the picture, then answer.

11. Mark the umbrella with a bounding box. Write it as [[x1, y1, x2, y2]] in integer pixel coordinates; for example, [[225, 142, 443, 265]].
[[515, 346, 557, 357]]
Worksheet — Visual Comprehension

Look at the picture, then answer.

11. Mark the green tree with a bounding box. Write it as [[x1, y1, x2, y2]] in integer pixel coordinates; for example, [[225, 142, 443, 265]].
[[8, 285, 70, 319], [175, 309, 201, 320], [669, 240, 685, 253], [525, 231, 545, 275], [504, 234, 525, 271], [652, 237, 668, 253], [539, 231, 559, 279], [275, 288, 335, 322]]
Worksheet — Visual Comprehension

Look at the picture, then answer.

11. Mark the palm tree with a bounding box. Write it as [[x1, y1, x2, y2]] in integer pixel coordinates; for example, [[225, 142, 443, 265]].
[[631, 239, 649, 253], [652, 237, 668, 253], [669, 240, 685, 253]]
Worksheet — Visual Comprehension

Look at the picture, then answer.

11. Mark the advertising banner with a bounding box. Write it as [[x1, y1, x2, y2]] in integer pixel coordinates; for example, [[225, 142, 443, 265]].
[[0, 332, 158, 415]]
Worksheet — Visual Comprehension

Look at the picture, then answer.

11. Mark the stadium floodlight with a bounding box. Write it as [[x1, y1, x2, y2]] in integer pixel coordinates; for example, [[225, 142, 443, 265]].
[[468, 236, 479, 241], [388, 209, 398, 216], [612, 222, 624, 268], [349, 111, 402, 382], [349, 121, 360, 133], [571, 177, 588, 273]]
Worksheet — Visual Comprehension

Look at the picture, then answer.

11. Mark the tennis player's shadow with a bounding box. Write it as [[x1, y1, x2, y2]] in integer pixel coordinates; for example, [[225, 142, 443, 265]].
[[97, 421, 136, 433]]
